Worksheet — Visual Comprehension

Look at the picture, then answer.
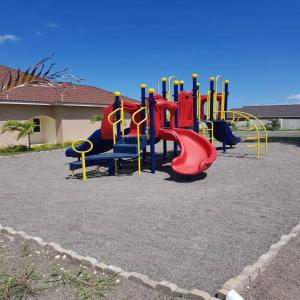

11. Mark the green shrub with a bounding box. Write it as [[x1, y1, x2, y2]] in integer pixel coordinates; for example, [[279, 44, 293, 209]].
[[266, 119, 281, 131], [0, 144, 29, 154], [0, 141, 73, 155]]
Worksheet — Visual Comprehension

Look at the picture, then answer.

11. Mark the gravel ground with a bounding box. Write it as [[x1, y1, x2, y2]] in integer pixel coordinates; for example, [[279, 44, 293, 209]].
[[244, 232, 300, 300], [0, 140, 299, 295], [0, 231, 177, 300]]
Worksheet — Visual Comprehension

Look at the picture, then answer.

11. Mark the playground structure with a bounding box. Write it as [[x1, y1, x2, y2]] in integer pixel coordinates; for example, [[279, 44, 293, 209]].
[[65, 74, 268, 181]]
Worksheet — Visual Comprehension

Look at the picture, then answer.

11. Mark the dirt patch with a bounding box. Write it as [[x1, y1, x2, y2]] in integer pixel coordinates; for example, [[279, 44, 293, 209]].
[[0, 231, 179, 299]]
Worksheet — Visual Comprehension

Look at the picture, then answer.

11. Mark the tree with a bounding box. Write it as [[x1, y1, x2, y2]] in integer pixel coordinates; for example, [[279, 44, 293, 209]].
[[2, 120, 35, 149], [266, 119, 280, 131], [89, 112, 103, 124]]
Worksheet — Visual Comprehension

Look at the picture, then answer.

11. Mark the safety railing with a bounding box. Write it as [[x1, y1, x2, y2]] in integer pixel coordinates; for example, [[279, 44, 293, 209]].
[[71, 139, 94, 182], [206, 91, 211, 118], [197, 87, 202, 122], [108, 101, 125, 172], [201, 120, 214, 144], [107, 101, 125, 145], [222, 110, 261, 159], [167, 75, 177, 101], [230, 110, 268, 157], [132, 107, 148, 175], [215, 74, 226, 120]]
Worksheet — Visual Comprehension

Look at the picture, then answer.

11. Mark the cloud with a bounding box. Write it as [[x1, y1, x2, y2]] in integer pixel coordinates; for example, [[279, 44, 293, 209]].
[[286, 93, 300, 101], [34, 31, 43, 37], [0, 34, 20, 44], [45, 22, 60, 28]]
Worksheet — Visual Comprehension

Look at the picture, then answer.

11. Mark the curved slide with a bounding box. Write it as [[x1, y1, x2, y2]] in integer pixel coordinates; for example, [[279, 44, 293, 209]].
[[212, 120, 241, 146], [158, 128, 217, 175]]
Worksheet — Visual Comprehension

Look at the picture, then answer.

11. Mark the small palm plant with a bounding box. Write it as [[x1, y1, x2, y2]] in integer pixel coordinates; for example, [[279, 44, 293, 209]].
[[2, 120, 35, 149], [90, 112, 103, 124]]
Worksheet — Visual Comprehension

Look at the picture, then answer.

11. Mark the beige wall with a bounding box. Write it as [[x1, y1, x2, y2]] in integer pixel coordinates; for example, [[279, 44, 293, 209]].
[[0, 104, 104, 147], [30, 116, 57, 145]]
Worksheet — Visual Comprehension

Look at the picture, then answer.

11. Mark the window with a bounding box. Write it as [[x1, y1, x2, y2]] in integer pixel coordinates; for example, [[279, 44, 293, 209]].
[[33, 118, 41, 133]]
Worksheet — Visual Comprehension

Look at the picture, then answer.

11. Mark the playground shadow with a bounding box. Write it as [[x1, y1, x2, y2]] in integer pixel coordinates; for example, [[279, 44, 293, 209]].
[[215, 145, 236, 151], [159, 164, 208, 182], [153, 151, 208, 182], [65, 165, 136, 180]]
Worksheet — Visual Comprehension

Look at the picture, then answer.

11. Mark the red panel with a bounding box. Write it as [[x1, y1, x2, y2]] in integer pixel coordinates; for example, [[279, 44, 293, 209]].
[[101, 100, 140, 139], [178, 91, 194, 128]]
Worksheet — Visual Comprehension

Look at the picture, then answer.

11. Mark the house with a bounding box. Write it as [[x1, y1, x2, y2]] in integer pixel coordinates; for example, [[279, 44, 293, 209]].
[[231, 104, 300, 130], [0, 65, 135, 147]]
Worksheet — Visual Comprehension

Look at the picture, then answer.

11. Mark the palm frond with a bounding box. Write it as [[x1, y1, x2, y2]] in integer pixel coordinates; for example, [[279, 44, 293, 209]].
[[0, 54, 83, 94]]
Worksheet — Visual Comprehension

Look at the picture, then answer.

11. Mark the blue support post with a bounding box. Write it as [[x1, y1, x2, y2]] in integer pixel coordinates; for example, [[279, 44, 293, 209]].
[[173, 80, 179, 157], [114, 91, 121, 141], [209, 77, 215, 142], [140, 84, 147, 161], [148, 89, 156, 174], [179, 80, 184, 91], [162, 77, 167, 158], [192, 74, 198, 133], [209, 77, 215, 121], [224, 80, 229, 121]]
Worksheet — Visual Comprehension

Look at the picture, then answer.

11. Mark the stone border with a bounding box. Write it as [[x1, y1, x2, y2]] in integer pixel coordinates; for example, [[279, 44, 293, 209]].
[[215, 221, 300, 299], [0, 224, 214, 300]]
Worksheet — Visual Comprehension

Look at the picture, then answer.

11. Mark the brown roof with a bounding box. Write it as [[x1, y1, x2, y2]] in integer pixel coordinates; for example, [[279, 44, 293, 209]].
[[0, 65, 137, 106], [232, 104, 300, 118]]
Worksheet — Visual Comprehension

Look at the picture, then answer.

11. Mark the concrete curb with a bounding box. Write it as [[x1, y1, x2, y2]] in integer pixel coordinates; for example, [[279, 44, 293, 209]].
[[215, 221, 300, 299], [0, 224, 214, 300]]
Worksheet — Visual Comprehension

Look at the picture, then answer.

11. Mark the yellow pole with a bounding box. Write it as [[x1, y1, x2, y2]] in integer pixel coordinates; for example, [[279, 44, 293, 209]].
[[81, 153, 86, 181], [71, 139, 93, 182], [121, 100, 125, 137]]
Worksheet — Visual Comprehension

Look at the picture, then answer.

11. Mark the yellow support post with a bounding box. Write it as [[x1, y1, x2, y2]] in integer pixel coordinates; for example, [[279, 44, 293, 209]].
[[71, 139, 93, 182], [132, 107, 148, 175], [108, 100, 125, 173]]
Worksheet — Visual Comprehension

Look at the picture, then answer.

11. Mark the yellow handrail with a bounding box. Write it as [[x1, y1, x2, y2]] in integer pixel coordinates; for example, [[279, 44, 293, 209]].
[[108, 101, 125, 173], [221, 91, 225, 120], [222, 110, 261, 159], [215, 74, 225, 120], [230, 110, 268, 157], [214, 74, 225, 119], [206, 91, 211, 118], [132, 107, 148, 175], [107, 102, 125, 145], [167, 75, 177, 101], [71, 139, 94, 182], [197, 87, 202, 121]]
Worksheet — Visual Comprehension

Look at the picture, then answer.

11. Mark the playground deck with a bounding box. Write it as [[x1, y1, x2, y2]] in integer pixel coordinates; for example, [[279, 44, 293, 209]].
[[0, 141, 299, 295]]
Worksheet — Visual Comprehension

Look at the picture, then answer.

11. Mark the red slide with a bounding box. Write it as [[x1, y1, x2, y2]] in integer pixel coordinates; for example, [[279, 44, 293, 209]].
[[158, 128, 217, 175]]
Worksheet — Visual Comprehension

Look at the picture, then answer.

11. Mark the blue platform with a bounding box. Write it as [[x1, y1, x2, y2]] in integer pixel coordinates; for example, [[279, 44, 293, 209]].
[[68, 135, 148, 175]]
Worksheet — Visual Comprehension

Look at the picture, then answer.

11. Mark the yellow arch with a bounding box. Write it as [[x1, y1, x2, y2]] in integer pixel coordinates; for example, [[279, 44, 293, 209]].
[[229, 110, 268, 157]]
